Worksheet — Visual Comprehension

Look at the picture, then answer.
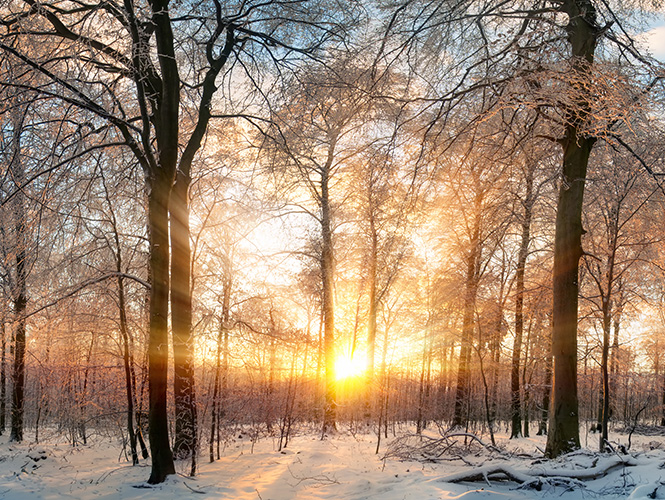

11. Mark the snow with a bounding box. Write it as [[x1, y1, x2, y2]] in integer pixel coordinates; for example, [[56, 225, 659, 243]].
[[0, 429, 663, 499]]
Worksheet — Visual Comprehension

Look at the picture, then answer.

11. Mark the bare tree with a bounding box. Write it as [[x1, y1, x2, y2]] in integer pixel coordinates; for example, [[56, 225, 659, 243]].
[[1, 0, 355, 482]]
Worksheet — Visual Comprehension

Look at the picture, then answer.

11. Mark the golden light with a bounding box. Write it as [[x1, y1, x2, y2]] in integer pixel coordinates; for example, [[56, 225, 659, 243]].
[[335, 351, 365, 381]]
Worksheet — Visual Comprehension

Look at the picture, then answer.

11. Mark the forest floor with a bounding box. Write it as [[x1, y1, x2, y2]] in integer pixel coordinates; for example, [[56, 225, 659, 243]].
[[0, 425, 664, 499]]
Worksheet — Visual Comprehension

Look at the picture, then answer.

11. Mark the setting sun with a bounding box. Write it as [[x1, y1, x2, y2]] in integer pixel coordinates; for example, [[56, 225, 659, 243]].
[[334, 352, 366, 381]]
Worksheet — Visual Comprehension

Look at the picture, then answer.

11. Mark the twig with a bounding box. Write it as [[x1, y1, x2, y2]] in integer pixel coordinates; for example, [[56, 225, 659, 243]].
[[287, 465, 339, 486], [183, 481, 206, 495]]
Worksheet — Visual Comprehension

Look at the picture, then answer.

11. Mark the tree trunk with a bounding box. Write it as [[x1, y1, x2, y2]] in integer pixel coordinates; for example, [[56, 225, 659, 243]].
[[145, 0, 182, 484], [119, 271, 139, 465], [9, 105, 27, 444], [210, 315, 224, 463], [210, 274, 231, 462], [538, 347, 552, 436], [452, 189, 482, 428], [365, 221, 378, 419], [546, 129, 593, 456], [169, 22, 233, 469], [416, 327, 429, 434], [147, 171, 176, 484], [599, 296, 611, 450], [662, 369, 665, 427], [171, 172, 197, 463], [545, 0, 599, 458], [0, 320, 5, 435], [511, 163, 534, 438], [321, 145, 337, 434]]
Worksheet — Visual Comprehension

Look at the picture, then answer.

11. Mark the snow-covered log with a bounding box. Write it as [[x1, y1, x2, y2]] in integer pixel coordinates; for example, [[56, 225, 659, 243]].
[[436, 455, 638, 486]]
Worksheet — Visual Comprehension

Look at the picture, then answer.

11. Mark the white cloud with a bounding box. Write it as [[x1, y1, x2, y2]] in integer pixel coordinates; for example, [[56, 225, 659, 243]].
[[640, 25, 665, 60]]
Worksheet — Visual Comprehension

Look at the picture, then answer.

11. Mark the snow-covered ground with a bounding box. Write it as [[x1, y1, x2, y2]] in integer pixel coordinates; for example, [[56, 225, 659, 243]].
[[0, 427, 664, 499]]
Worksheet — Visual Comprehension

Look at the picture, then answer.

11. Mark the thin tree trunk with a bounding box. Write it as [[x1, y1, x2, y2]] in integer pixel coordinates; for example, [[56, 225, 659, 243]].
[[0, 320, 5, 435], [365, 222, 378, 419], [476, 346, 496, 446], [77, 334, 95, 445], [321, 139, 337, 434], [511, 163, 534, 438], [538, 347, 552, 436], [610, 301, 621, 420], [9, 105, 27, 444], [119, 272, 139, 465], [210, 276, 231, 462], [522, 321, 534, 438], [210, 316, 223, 463], [416, 328, 428, 434], [600, 298, 611, 450], [453, 189, 482, 428], [661, 368, 665, 427]]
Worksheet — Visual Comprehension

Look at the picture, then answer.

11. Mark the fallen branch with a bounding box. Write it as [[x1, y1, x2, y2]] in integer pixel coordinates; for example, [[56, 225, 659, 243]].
[[183, 482, 206, 494], [383, 432, 505, 463], [436, 455, 638, 486]]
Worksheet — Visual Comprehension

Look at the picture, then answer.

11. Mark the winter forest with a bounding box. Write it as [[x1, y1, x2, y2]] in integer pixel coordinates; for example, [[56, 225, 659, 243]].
[[0, 1, 665, 499]]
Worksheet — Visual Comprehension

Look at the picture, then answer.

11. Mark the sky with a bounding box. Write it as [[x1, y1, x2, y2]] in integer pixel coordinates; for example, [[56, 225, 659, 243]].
[[645, 24, 665, 59], [642, 13, 665, 60]]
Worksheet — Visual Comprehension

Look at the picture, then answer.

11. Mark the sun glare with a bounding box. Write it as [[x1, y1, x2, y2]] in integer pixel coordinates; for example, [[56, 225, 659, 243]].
[[335, 352, 365, 381]]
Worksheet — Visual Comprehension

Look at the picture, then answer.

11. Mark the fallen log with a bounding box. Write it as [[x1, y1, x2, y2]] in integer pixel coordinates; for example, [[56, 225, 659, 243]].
[[435, 455, 638, 486]]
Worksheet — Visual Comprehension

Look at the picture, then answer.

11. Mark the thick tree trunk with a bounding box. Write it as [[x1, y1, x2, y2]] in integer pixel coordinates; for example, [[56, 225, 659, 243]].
[[171, 172, 197, 463], [545, 0, 599, 458], [147, 172, 176, 484], [546, 130, 594, 456], [146, 0, 181, 484], [169, 24, 233, 469]]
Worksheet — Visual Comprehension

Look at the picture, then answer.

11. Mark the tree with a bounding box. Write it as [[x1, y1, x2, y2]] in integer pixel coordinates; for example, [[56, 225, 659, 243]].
[[1, 0, 356, 482], [580, 142, 661, 450], [6, 101, 28, 442], [379, 0, 662, 455], [264, 59, 376, 432]]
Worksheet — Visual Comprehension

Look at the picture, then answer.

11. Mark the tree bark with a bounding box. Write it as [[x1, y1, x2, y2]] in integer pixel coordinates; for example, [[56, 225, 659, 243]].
[[546, 130, 594, 456], [9, 104, 27, 444], [365, 218, 378, 418], [538, 341, 552, 436], [170, 23, 233, 468], [321, 159, 337, 433], [0, 319, 5, 435], [145, 0, 181, 484], [147, 170, 176, 484], [511, 163, 534, 438], [171, 173, 197, 462], [452, 188, 482, 428], [545, 0, 600, 458]]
